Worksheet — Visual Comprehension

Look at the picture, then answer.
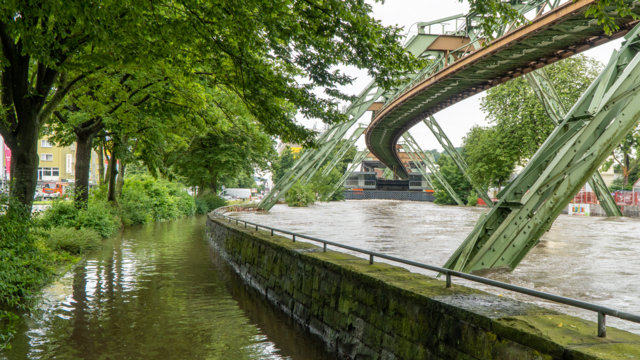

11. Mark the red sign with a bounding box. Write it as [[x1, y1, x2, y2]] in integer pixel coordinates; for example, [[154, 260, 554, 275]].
[[4, 144, 10, 178]]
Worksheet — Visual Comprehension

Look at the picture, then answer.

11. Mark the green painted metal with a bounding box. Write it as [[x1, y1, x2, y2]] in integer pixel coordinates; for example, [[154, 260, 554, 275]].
[[259, 12, 486, 211], [323, 150, 370, 201], [381, 167, 393, 180], [445, 24, 640, 273], [319, 126, 366, 178], [399, 143, 434, 189], [402, 132, 464, 205], [421, 116, 494, 206], [366, 1, 640, 179], [525, 69, 622, 216]]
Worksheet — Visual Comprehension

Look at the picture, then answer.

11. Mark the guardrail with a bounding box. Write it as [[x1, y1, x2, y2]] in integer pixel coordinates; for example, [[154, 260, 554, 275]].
[[212, 209, 640, 338]]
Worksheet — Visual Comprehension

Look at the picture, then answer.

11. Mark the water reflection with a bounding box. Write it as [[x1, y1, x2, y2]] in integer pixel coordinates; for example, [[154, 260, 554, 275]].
[[234, 200, 640, 334], [3, 216, 333, 360]]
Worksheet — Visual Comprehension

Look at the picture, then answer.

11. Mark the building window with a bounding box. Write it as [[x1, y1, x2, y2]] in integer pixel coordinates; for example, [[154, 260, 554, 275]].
[[41, 139, 53, 148], [66, 154, 73, 174], [41, 153, 53, 161], [38, 167, 60, 180]]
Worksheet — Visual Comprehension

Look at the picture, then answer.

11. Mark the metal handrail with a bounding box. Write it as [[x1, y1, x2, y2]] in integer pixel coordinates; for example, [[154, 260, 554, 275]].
[[212, 210, 640, 338]]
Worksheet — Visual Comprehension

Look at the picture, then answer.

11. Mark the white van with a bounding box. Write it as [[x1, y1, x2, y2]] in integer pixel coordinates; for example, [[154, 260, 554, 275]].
[[220, 188, 251, 200]]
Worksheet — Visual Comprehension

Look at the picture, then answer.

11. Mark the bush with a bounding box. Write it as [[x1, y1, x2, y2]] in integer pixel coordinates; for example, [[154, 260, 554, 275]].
[[466, 194, 478, 207], [36, 199, 119, 238], [195, 193, 227, 214], [285, 181, 315, 207], [46, 227, 101, 254], [76, 201, 119, 238], [37, 200, 78, 229], [119, 175, 196, 224], [0, 211, 55, 349]]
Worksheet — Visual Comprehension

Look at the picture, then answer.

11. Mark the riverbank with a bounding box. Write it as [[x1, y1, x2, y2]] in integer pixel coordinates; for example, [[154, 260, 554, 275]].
[[0, 176, 224, 349], [207, 210, 640, 359]]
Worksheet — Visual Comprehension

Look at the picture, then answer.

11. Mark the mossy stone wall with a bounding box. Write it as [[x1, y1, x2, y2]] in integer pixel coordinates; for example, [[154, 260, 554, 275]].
[[207, 214, 640, 359]]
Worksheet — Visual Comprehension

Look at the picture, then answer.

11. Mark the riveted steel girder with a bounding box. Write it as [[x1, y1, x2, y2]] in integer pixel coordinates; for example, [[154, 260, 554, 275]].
[[324, 150, 370, 201], [421, 116, 494, 206], [400, 144, 434, 189], [525, 69, 622, 216], [402, 132, 464, 205], [366, 0, 640, 179], [445, 24, 640, 273]]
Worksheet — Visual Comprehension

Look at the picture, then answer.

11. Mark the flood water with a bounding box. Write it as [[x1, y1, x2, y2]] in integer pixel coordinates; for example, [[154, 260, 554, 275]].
[[2, 216, 331, 360], [232, 200, 640, 335]]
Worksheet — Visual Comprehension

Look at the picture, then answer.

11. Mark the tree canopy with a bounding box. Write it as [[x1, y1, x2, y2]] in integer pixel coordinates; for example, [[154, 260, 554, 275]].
[[1, 0, 418, 213], [465, 55, 600, 188]]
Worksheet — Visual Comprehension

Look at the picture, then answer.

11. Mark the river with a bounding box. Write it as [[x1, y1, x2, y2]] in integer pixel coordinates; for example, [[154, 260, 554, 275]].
[[231, 200, 640, 335], [2, 216, 331, 360]]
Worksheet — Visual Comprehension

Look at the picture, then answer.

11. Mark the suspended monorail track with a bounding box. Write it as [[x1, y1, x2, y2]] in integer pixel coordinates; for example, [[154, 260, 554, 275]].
[[365, 0, 640, 178]]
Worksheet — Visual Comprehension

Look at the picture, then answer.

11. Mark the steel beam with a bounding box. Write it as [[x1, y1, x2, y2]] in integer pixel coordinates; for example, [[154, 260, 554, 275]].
[[402, 132, 464, 205], [525, 69, 621, 216], [421, 116, 494, 206], [400, 144, 434, 189], [324, 150, 370, 201], [445, 24, 640, 273]]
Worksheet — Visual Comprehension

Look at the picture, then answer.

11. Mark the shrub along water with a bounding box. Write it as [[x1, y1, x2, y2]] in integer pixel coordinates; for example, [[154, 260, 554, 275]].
[[1, 176, 198, 349], [119, 175, 196, 225]]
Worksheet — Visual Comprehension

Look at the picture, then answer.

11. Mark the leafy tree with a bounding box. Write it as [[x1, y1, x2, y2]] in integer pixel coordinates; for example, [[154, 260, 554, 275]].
[[169, 118, 275, 196], [463, 0, 639, 37], [433, 153, 473, 205], [1, 0, 418, 215], [272, 147, 297, 185], [470, 55, 600, 188], [463, 126, 516, 189]]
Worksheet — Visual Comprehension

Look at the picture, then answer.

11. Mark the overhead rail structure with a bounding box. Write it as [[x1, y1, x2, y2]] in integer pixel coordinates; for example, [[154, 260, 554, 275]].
[[366, 0, 640, 179]]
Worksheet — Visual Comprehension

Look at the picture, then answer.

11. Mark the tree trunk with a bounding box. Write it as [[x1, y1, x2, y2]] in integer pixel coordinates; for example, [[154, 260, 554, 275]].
[[116, 160, 126, 197], [98, 143, 105, 185], [107, 156, 118, 203], [7, 122, 40, 216], [74, 130, 94, 209]]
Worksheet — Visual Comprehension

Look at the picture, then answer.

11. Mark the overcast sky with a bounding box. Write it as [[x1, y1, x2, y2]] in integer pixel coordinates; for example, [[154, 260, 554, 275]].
[[305, 0, 624, 151]]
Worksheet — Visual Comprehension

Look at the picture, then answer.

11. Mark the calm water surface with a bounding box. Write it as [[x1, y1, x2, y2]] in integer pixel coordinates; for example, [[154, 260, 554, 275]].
[[3, 216, 332, 360], [234, 200, 640, 334]]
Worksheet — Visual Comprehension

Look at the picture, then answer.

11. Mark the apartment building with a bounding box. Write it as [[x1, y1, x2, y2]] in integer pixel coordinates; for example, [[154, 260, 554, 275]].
[[36, 137, 100, 185]]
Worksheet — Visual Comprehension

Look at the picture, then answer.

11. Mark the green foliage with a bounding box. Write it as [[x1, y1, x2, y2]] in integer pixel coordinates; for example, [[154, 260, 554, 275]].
[[466, 194, 479, 207], [119, 175, 196, 225], [463, 126, 516, 188], [471, 55, 601, 188], [272, 147, 297, 185], [0, 209, 55, 349], [76, 201, 119, 238], [433, 154, 473, 205], [195, 193, 228, 215], [465, 0, 638, 37], [45, 227, 101, 255], [36, 200, 119, 238], [285, 182, 315, 207]]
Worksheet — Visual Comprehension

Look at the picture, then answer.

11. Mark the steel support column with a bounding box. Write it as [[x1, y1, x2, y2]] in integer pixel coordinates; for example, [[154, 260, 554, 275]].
[[402, 132, 464, 205], [445, 24, 640, 273], [422, 116, 494, 206], [525, 69, 622, 216]]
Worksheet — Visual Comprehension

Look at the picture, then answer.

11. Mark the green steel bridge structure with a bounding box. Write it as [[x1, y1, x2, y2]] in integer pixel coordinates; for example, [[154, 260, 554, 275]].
[[261, 0, 640, 273]]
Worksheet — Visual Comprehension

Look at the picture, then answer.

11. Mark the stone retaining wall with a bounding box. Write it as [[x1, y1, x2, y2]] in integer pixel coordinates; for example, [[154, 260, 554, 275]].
[[206, 213, 640, 359]]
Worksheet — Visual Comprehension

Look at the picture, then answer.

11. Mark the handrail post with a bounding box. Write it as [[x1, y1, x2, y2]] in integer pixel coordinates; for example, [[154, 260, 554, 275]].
[[271, 229, 274, 236], [292, 234, 296, 242], [598, 312, 607, 338], [323, 243, 327, 252], [446, 273, 452, 288], [369, 254, 374, 264]]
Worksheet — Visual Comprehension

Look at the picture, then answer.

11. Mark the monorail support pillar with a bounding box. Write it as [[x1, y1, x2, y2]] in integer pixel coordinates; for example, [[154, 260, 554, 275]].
[[445, 25, 640, 273], [525, 69, 622, 216]]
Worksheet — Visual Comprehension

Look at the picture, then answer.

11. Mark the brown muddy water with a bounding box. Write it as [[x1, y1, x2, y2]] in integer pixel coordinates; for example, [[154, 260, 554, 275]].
[[2, 216, 332, 360], [232, 200, 640, 335]]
